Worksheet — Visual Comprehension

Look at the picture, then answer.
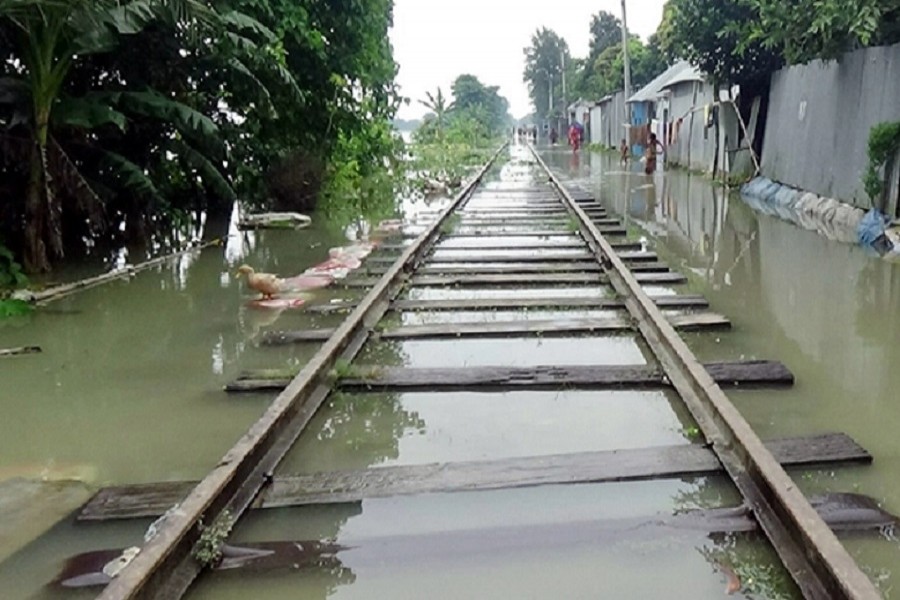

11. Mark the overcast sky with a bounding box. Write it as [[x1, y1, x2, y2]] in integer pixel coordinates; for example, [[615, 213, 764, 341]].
[[391, 0, 666, 120]]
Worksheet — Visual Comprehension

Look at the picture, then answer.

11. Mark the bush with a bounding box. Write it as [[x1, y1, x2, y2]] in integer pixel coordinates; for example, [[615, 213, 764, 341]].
[[864, 121, 900, 205], [0, 242, 32, 319]]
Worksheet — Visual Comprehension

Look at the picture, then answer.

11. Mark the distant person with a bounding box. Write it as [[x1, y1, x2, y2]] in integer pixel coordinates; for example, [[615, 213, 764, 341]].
[[550, 128, 558, 145], [568, 124, 581, 153], [620, 139, 630, 163], [644, 132, 665, 174]]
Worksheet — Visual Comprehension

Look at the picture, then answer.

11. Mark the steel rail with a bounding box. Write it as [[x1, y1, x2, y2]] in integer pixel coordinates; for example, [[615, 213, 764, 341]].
[[529, 146, 880, 600], [97, 144, 508, 600]]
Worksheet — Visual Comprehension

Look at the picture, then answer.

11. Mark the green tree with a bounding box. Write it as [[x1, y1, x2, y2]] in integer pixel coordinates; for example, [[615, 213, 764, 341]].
[[224, 0, 400, 212], [664, 0, 783, 89], [418, 87, 452, 140], [0, 1, 182, 270], [523, 27, 569, 119], [588, 11, 623, 63], [745, 0, 900, 64], [578, 37, 666, 99], [0, 0, 280, 271], [449, 74, 510, 135], [655, 0, 681, 60], [0, 0, 402, 272]]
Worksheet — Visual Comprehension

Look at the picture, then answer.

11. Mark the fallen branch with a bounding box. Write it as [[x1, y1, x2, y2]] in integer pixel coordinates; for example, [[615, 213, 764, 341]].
[[22, 239, 221, 305]]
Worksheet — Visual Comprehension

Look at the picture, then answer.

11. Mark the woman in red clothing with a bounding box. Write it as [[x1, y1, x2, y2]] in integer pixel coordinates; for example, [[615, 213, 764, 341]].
[[568, 124, 580, 152]]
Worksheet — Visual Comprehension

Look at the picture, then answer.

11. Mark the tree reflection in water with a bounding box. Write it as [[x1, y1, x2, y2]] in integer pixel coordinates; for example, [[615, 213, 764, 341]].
[[231, 337, 421, 595]]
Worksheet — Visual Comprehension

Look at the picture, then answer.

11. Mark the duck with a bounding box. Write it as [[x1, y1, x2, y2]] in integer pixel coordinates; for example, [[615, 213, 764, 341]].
[[236, 265, 281, 300]]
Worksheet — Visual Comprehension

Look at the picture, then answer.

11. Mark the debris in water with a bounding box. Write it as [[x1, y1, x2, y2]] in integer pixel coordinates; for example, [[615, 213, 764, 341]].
[[238, 212, 311, 230], [102, 546, 140, 578], [718, 562, 741, 595], [0, 345, 41, 357]]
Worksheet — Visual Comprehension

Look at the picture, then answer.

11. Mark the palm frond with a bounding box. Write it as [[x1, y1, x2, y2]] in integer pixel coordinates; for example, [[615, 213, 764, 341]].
[[224, 31, 259, 55], [270, 61, 305, 103], [53, 95, 127, 131], [220, 10, 276, 42], [100, 149, 164, 202], [170, 138, 236, 202], [227, 57, 274, 109], [158, 0, 217, 26], [69, 1, 146, 55], [110, 90, 218, 138], [105, 0, 156, 35]]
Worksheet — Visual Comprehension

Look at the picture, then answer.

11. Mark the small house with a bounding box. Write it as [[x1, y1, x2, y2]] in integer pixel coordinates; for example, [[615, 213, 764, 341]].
[[659, 73, 742, 177], [589, 91, 627, 150], [627, 61, 697, 156]]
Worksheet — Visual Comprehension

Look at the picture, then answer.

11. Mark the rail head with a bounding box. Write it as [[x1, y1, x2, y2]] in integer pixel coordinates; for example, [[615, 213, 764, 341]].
[[528, 145, 880, 600], [97, 143, 508, 600]]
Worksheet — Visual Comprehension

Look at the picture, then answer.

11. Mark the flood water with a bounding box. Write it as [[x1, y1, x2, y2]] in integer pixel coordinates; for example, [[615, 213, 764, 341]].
[[1, 142, 899, 598], [545, 146, 900, 595], [0, 209, 370, 595]]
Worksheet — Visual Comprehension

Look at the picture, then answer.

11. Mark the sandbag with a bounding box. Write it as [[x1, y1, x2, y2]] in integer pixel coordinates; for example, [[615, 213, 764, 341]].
[[857, 209, 890, 247]]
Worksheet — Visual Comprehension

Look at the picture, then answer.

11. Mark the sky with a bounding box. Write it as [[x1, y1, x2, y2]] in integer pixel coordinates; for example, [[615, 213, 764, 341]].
[[390, 0, 666, 120]]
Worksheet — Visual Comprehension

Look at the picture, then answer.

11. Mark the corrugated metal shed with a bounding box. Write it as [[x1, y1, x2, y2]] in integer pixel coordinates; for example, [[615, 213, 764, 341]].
[[628, 61, 698, 103], [658, 66, 704, 92]]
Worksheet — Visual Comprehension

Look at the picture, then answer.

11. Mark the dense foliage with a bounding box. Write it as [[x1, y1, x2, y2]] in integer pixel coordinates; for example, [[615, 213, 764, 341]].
[[411, 75, 509, 192], [521, 0, 900, 124], [0, 0, 401, 273], [415, 75, 511, 144], [523, 12, 665, 112], [745, 0, 900, 64], [660, 0, 900, 89], [661, 0, 783, 89], [587, 11, 623, 63], [577, 35, 666, 100], [451, 74, 511, 136], [864, 121, 900, 204], [522, 28, 569, 120]]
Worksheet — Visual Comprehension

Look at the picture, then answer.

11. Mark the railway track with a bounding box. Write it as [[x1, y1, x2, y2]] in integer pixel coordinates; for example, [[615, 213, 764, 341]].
[[64, 142, 885, 599]]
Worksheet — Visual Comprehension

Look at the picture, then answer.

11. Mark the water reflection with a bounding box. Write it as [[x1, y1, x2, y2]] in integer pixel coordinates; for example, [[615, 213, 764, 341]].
[[544, 146, 900, 595], [186, 477, 803, 600]]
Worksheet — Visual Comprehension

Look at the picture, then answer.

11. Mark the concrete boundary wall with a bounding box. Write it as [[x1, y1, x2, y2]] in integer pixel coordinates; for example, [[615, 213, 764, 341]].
[[761, 43, 900, 209]]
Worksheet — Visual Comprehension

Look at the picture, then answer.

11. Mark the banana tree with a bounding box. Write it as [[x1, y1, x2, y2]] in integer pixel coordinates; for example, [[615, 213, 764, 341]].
[[419, 88, 452, 142], [0, 0, 218, 271]]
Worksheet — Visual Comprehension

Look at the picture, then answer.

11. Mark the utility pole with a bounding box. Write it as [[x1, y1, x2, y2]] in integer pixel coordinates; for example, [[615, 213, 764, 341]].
[[560, 49, 567, 123], [548, 75, 553, 116], [621, 0, 632, 101], [538, 67, 553, 136]]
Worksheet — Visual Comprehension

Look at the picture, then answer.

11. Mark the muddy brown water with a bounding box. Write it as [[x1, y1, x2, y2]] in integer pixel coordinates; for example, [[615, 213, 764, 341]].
[[1, 142, 895, 598], [545, 146, 900, 595]]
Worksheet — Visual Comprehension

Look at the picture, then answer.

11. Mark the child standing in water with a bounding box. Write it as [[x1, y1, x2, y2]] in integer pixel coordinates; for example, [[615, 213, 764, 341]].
[[644, 133, 665, 174], [620, 139, 629, 164]]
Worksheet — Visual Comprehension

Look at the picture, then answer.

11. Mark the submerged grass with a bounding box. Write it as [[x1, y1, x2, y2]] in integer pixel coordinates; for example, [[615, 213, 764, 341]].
[[440, 213, 462, 235], [328, 358, 384, 382]]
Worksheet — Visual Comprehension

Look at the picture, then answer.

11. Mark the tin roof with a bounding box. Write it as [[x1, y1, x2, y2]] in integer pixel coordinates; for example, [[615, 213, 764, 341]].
[[628, 61, 702, 103]]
